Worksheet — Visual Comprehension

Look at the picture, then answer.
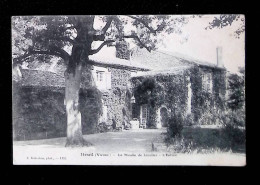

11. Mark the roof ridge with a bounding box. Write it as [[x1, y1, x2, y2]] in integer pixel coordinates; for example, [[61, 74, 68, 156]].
[[155, 50, 204, 63], [21, 68, 65, 78], [154, 49, 225, 69]]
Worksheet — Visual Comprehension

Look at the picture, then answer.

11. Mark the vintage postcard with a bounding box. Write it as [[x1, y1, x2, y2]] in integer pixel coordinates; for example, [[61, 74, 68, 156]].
[[12, 15, 245, 165]]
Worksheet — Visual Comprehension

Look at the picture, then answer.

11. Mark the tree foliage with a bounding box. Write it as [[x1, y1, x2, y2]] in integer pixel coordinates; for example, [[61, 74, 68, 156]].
[[12, 15, 189, 68], [206, 14, 245, 38], [12, 15, 245, 68], [227, 67, 245, 111]]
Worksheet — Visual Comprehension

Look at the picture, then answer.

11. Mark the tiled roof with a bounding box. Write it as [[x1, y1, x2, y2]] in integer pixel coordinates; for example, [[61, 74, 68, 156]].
[[15, 47, 226, 87], [157, 50, 222, 69], [15, 54, 149, 88], [20, 69, 65, 88], [89, 55, 149, 71], [130, 47, 226, 71]]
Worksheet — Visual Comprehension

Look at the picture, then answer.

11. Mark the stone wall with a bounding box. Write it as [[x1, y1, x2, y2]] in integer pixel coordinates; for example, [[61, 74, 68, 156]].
[[115, 40, 130, 60], [101, 67, 132, 127], [110, 68, 131, 88]]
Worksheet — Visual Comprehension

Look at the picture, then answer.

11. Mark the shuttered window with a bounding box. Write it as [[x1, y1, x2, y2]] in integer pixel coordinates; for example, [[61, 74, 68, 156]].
[[105, 71, 111, 89]]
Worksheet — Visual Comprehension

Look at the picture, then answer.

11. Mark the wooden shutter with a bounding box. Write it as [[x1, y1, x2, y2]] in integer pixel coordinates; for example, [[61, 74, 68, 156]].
[[106, 71, 112, 89]]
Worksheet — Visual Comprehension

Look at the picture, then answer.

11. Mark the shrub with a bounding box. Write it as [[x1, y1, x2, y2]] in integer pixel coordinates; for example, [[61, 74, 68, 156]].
[[79, 87, 103, 135], [166, 113, 184, 139], [166, 136, 194, 153], [220, 111, 245, 149], [97, 122, 112, 133], [222, 122, 245, 147], [185, 114, 193, 126], [232, 109, 245, 127]]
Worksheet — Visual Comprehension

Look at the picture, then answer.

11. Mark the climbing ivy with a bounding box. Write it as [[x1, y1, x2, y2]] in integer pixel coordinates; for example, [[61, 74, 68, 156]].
[[131, 66, 226, 126], [79, 87, 103, 134], [13, 84, 103, 140], [190, 66, 226, 124], [131, 72, 189, 127]]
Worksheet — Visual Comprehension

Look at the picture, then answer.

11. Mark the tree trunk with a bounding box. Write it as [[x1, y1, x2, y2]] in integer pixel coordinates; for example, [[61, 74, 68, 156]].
[[64, 16, 95, 147], [64, 62, 91, 147]]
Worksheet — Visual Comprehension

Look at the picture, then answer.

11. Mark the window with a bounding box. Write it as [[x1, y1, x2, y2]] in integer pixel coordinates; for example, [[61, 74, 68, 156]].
[[93, 66, 111, 90], [202, 73, 212, 92], [96, 71, 104, 82]]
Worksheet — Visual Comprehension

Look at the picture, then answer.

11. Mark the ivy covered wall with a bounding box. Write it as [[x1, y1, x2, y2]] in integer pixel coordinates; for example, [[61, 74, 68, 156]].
[[190, 66, 226, 125], [131, 66, 226, 127], [101, 67, 132, 128], [131, 71, 189, 127], [12, 83, 102, 141], [12, 66, 133, 140]]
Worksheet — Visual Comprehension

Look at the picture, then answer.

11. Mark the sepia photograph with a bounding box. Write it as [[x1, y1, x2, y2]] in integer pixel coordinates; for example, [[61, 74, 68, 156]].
[[12, 15, 245, 166]]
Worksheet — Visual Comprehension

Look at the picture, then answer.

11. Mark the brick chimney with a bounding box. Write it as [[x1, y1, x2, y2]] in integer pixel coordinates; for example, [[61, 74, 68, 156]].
[[216, 47, 224, 68], [115, 40, 130, 60]]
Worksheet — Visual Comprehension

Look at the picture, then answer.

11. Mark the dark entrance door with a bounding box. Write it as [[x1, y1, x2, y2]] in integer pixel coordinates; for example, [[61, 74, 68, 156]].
[[160, 107, 168, 127]]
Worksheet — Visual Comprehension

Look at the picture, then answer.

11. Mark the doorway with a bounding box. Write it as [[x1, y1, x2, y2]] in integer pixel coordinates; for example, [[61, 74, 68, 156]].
[[160, 107, 168, 127]]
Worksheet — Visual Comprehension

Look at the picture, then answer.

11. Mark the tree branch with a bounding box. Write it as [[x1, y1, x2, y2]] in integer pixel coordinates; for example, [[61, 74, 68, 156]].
[[123, 34, 151, 52], [93, 16, 114, 41], [89, 40, 115, 55], [101, 16, 113, 34], [48, 36, 76, 45], [126, 15, 157, 34], [93, 34, 105, 41], [13, 52, 32, 65], [30, 50, 64, 57], [65, 25, 76, 30], [13, 47, 69, 65], [49, 45, 70, 60]]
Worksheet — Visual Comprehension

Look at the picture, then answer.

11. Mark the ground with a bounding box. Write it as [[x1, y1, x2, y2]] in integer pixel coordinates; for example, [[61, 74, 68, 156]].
[[13, 128, 246, 166]]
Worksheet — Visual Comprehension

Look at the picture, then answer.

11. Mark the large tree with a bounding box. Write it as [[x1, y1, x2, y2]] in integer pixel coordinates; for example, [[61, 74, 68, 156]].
[[12, 15, 188, 146], [12, 14, 245, 147]]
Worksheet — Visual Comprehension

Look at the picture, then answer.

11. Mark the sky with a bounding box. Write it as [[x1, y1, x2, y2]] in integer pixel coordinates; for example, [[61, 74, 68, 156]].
[[159, 15, 245, 73]]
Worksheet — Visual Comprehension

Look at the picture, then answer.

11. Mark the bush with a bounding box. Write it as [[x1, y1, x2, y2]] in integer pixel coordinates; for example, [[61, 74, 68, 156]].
[[96, 122, 112, 133], [185, 114, 193, 126], [222, 123, 245, 147], [80, 87, 103, 135], [166, 113, 184, 139], [166, 136, 194, 153], [220, 110, 245, 150]]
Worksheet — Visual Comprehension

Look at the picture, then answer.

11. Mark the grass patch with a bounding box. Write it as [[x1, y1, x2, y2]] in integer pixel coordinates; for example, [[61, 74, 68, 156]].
[[164, 126, 245, 154]]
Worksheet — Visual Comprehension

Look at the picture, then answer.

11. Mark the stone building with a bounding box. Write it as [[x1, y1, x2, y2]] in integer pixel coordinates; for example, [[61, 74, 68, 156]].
[[129, 47, 227, 128], [88, 52, 149, 128], [12, 41, 227, 140], [12, 41, 148, 140]]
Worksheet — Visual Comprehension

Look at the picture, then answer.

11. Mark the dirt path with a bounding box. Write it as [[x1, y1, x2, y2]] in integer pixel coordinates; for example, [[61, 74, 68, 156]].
[[13, 128, 166, 153]]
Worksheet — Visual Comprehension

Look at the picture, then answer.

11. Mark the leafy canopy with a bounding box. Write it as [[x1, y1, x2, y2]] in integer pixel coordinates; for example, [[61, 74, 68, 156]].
[[12, 15, 188, 66], [206, 14, 245, 38], [12, 15, 245, 70]]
